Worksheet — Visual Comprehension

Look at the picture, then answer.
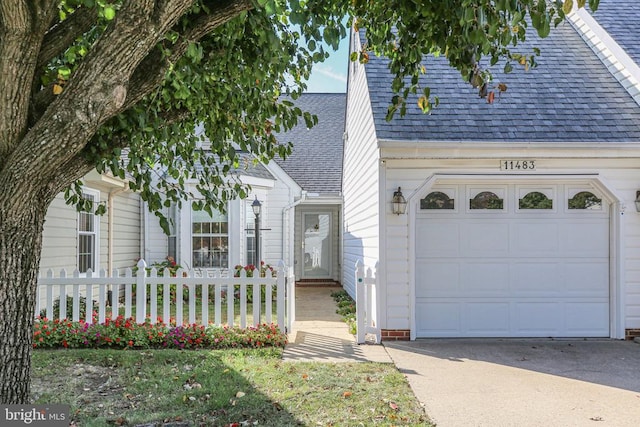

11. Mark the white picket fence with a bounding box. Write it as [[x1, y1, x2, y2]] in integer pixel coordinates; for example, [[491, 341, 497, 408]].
[[355, 260, 380, 343], [37, 259, 294, 332]]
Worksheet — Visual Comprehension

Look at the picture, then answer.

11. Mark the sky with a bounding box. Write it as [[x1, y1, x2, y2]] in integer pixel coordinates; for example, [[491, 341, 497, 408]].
[[303, 41, 349, 93]]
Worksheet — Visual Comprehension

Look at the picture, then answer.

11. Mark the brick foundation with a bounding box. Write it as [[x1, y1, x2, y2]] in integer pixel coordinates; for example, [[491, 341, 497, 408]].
[[625, 329, 640, 340], [381, 329, 411, 341]]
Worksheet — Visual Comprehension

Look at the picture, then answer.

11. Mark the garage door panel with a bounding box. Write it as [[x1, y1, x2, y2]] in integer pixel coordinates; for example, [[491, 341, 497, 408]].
[[512, 222, 560, 254], [461, 222, 509, 256], [561, 221, 609, 256], [511, 262, 562, 295], [513, 302, 562, 335], [464, 303, 510, 335], [416, 262, 459, 298], [563, 262, 609, 295], [565, 302, 609, 335], [460, 262, 509, 295], [416, 221, 459, 256], [416, 302, 461, 335]]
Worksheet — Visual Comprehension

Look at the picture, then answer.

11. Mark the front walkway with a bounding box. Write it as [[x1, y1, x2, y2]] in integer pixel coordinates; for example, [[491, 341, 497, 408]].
[[282, 286, 391, 363]]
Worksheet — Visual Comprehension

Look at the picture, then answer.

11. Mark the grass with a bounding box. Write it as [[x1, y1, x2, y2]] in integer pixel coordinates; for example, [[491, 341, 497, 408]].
[[31, 348, 431, 426]]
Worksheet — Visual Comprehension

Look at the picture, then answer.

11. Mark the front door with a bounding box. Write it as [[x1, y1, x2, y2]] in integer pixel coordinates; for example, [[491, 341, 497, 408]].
[[302, 213, 332, 278]]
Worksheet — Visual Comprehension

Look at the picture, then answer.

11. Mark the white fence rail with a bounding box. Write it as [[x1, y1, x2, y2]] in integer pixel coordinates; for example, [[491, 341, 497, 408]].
[[355, 260, 380, 343], [37, 259, 294, 332]]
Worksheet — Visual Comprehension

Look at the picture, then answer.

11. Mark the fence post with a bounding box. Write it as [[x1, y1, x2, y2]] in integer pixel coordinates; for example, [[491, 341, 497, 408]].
[[355, 260, 365, 344], [136, 259, 147, 323], [277, 260, 286, 331]]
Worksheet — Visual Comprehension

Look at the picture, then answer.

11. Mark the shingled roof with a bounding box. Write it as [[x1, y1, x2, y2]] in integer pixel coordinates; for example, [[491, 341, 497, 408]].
[[590, 0, 640, 64], [363, 15, 640, 143], [274, 93, 346, 194]]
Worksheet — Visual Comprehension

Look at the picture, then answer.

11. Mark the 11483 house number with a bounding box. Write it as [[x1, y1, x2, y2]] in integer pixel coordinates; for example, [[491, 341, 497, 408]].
[[500, 160, 536, 171]]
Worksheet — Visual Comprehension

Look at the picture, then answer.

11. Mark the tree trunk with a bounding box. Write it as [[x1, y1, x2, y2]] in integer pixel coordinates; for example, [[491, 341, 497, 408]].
[[0, 199, 48, 404]]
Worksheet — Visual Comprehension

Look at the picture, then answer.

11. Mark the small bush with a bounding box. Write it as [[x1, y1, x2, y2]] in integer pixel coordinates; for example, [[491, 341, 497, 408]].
[[330, 290, 357, 335], [39, 295, 95, 320]]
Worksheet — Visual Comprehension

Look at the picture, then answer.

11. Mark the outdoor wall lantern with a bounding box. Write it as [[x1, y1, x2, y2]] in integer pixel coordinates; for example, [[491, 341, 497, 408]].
[[392, 187, 407, 215], [635, 191, 640, 212]]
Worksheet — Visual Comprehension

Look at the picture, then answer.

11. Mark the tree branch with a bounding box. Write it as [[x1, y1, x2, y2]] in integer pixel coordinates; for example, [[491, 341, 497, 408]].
[[0, 0, 57, 165], [121, 0, 253, 113], [36, 6, 98, 70]]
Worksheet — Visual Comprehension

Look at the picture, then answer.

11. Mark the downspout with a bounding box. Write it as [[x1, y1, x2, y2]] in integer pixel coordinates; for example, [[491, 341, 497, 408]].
[[282, 190, 307, 271], [107, 184, 128, 274]]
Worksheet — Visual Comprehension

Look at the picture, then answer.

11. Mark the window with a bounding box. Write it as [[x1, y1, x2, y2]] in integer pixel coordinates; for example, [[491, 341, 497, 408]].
[[245, 202, 257, 266], [167, 204, 177, 261], [470, 191, 503, 210], [192, 209, 228, 268], [519, 191, 553, 209], [569, 191, 602, 210], [421, 191, 455, 210], [78, 190, 99, 273]]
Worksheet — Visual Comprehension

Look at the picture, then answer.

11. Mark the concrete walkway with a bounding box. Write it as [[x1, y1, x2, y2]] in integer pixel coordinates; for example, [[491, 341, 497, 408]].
[[282, 286, 392, 363]]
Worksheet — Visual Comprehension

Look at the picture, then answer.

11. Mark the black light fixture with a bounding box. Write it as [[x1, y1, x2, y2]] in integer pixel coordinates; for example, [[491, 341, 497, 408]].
[[252, 196, 262, 264], [635, 191, 640, 213], [251, 196, 262, 216], [392, 187, 407, 215]]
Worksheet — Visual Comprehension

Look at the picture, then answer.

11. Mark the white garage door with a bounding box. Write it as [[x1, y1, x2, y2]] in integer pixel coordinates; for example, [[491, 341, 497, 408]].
[[415, 183, 610, 338]]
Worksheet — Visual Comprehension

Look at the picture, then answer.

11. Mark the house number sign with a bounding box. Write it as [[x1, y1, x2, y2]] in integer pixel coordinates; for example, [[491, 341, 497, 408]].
[[500, 160, 536, 171]]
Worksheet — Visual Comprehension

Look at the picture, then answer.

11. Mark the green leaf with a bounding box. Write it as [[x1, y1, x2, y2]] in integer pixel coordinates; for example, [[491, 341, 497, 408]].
[[103, 6, 116, 21], [563, 0, 574, 15]]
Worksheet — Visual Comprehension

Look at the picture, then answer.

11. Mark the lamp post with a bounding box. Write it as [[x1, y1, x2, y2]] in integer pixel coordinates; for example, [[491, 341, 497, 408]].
[[251, 196, 262, 265]]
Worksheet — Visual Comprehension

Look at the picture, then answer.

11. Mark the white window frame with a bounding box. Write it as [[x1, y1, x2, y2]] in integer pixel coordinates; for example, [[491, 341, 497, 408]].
[[245, 201, 257, 266], [77, 188, 100, 274], [191, 208, 229, 269]]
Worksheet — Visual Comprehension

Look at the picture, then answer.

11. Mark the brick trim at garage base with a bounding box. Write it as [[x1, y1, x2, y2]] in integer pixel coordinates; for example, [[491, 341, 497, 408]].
[[381, 329, 410, 341], [625, 329, 640, 340]]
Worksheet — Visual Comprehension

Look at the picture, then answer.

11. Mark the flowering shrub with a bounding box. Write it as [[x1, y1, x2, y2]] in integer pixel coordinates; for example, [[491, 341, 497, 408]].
[[233, 261, 275, 278], [33, 316, 287, 350]]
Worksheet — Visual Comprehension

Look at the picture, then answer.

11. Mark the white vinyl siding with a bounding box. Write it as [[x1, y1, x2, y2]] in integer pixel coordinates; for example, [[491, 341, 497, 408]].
[[110, 190, 141, 270], [41, 178, 141, 275], [342, 29, 381, 298]]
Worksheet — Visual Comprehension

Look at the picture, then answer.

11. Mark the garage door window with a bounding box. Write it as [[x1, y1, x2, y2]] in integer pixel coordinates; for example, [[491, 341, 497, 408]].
[[569, 191, 602, 210], [421, 191, 454, 209], [519, 191, 553, 209], [470, 191, 503, 210]]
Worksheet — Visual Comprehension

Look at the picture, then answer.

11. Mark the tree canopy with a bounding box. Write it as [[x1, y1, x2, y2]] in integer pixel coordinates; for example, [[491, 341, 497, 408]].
[[0, 0, 597, 404]]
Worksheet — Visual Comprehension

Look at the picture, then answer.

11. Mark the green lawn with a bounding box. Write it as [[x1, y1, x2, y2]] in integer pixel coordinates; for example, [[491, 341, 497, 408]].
[[31, 348, 432, 426]]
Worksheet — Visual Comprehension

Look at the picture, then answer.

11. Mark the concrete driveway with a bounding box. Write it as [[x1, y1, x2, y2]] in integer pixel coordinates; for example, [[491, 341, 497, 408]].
[[384, 339, 640, 427]]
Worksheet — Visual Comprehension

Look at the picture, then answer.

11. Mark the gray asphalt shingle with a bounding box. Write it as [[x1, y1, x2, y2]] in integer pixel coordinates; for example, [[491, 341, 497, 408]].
[[363, 15, 640, 142], [590, 0, 640, 65], [274, 93, 346, 194]]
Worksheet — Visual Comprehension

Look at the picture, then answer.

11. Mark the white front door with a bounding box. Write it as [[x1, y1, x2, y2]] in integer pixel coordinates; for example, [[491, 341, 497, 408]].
[[302, 213, 332, 278], [415, 183, 610, 338]]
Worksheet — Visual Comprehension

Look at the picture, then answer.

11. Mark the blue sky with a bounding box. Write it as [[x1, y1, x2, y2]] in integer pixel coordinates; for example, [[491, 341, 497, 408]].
[[303, 41, 349, 93]]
